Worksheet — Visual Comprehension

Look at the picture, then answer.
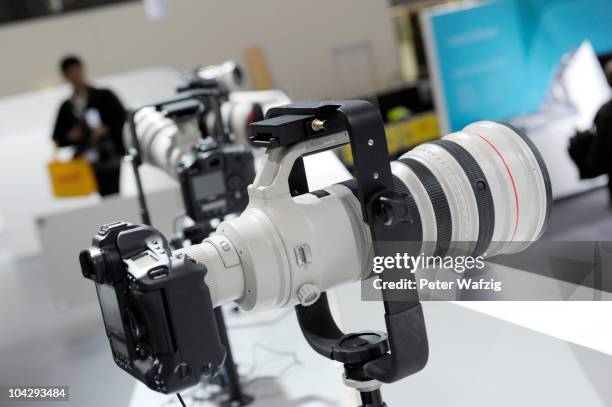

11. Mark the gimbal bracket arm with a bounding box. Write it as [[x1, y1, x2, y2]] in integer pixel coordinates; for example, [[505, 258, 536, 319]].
[[250, 100, 429, 383], [247, 130, 349, 201]]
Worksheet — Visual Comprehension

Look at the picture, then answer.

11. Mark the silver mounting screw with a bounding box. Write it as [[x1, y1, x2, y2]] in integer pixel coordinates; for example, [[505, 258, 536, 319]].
[[311, 119, 326, 132]]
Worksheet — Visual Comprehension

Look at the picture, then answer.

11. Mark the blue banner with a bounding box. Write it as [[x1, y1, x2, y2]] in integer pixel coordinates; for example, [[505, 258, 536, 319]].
[[426, 0, 612, 131]]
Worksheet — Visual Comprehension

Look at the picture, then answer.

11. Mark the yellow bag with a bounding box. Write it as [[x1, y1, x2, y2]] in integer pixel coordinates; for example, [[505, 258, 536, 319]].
[[48, 157, 98, 197]]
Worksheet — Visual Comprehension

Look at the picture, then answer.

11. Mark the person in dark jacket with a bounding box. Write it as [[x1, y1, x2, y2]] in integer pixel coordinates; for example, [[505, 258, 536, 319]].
[[593, 61, 612, 206], [52, 55, 126, 196]]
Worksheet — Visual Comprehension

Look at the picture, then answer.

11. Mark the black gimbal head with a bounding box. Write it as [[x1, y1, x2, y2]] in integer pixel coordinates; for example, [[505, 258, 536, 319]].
[[250, 100, 429, 406]]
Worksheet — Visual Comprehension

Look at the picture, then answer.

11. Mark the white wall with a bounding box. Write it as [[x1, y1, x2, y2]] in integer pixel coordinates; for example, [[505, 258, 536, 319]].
[[0, 0, 400, 257], [0, 0, 400, 99]]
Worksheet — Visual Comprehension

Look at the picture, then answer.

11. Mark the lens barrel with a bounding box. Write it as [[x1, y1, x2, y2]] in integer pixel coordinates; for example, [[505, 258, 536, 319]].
[[390, 121, 552, 256], [183, 121, 553, 310], [338, 121, 552, 257]]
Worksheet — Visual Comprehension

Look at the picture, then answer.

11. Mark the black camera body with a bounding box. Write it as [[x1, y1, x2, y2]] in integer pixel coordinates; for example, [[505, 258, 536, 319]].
[[79, 221, 225, 393], [178, 138, 255, 224]]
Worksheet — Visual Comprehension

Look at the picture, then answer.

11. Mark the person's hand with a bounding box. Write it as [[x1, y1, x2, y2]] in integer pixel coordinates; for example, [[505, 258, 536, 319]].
[[91, 125, 109, 140], [67, 125, 83, 142]]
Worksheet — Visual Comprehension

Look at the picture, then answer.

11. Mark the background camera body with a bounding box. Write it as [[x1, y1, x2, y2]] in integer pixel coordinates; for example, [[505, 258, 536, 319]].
[[178, 61, 243, 92], [177, 138, 255, 224], [80, 222, 226, 393]]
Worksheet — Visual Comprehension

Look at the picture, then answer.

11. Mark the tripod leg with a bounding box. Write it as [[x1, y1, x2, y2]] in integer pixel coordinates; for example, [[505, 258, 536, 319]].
[[359, 388, 387, 407], [127, 152, 151, 226], [214, 307, 254, 406]]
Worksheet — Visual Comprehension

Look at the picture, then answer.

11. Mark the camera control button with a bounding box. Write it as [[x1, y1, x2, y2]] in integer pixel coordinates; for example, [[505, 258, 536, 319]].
[[227, 175, 243, 189], [148, 266, 169, 280], [99, 221, 127, 236], [125, 309, 144, 341], [175, 363, 192, 379], [208, 235, 240, 267], [297, 283, 320, 306]]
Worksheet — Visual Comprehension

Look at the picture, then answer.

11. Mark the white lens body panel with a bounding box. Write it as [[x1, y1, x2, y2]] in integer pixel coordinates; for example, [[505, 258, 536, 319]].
[[212, 207, 291, 309], [206, 90, 292, 147], [176, 235, 244, 307], [215, 187, 368, 310], [449, 121, 548, 253]]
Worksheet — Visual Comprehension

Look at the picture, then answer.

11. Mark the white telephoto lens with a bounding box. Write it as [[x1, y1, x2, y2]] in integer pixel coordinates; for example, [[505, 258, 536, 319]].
[[390, 121, 551, 257], [125, 107, 201, 178], [125, 91, 290, 178], [179, 122, 552, 310], [206, 90, 292, 146], [196, 61, 243, 91]]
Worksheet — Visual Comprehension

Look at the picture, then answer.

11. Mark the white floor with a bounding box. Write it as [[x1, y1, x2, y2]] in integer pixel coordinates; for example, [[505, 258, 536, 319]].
[[2, 253, 612, 407], [3, 186, 612, 407], [129, 298, 612, 407], [129, 307, 355, 407]]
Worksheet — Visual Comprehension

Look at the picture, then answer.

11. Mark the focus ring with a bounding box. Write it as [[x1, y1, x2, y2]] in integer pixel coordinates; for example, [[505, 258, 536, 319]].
[[398, 158, 452, 257], [431, 140, 495, 257]]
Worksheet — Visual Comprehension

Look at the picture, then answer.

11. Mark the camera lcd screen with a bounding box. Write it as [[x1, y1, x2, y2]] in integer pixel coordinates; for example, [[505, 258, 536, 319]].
[[96, 283, 125, 337], [191, 171, 226, 201], [132, 251, 158, 268]]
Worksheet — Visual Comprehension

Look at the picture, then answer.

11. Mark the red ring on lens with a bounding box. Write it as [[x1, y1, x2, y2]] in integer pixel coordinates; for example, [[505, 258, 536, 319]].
[[476, 134, 519, 242]]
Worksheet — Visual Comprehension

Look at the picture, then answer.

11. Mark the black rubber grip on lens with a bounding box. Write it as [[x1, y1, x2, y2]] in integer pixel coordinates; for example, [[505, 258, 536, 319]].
[[398, 158, 452, 257], [431, 139, 495, 257], [338, 177, 423, 242], [339, 178, 359, 197]]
